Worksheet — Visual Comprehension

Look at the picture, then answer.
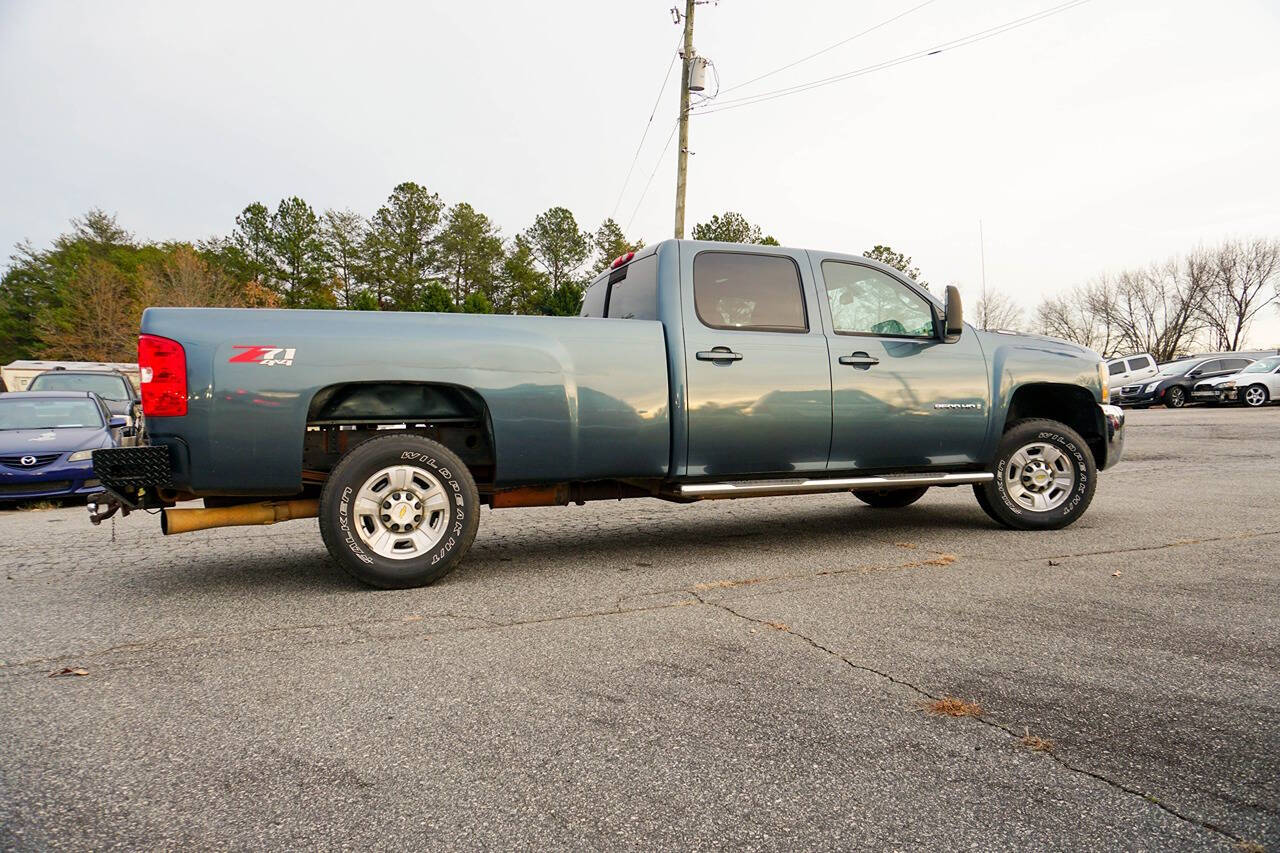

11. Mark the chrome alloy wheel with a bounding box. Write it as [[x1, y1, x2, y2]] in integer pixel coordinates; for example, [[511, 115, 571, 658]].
[[1004, 442, 1075, 513], [1244, 385, 1267, 407], [352, 465, 451, 560]]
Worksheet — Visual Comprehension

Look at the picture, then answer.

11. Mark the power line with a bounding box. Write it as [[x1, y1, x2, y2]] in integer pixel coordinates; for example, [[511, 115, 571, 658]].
[[608, 35, 683, 222], [719, 0, 942, 96], [695, 0, 1090, 116], [625, 120, 679, 233]]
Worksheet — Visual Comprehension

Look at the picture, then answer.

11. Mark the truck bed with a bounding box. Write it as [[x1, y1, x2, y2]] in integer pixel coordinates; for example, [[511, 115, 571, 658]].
[[140, 307, 671, 493]]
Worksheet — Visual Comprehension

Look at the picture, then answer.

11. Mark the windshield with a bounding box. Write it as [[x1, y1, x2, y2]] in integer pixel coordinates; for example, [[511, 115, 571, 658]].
[[0, 398, 103, 430], [1241, 356, 1280, 374], [28, 373, 131, 401], [1155, 359, 1197, 377]]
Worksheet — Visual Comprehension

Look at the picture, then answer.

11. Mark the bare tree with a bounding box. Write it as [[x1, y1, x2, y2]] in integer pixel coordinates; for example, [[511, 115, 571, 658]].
[[1035, 278, 1121, 356], [1105, 257, 1211, 362], [37, 259, 138, 362], [142, 245, 243, 307], [1197, 237, 1280, 351], [973, 287, 1024, 331]]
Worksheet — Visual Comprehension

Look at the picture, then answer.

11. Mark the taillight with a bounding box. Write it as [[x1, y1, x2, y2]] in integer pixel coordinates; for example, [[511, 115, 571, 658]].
[[611, 251, 635, 269], [138, 333, 188, 417]]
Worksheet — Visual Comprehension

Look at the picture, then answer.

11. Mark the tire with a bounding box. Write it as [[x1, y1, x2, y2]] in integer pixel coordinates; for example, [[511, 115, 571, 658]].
[[318, 434, 480, 589], [973, 419, 1096, 531], [1242, 384, 1270, 408], [1164, 386, 1187, 408], [854, 487, 929, 508]]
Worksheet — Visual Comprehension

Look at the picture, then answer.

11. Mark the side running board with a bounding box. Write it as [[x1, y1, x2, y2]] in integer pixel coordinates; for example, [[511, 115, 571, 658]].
[[674, 472, 993, 500]]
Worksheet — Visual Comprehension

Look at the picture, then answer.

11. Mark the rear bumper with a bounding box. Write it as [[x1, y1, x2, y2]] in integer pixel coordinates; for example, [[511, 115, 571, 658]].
[[91, 445, 173, 507], [1099, 404, 1125, 470]]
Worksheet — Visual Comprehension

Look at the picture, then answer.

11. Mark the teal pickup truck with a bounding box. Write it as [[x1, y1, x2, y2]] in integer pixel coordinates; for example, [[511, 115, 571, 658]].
[[91, 239, 1124, 588]]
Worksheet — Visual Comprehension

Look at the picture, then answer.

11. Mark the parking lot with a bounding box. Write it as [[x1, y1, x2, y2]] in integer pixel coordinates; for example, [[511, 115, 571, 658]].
[[1, 406, 1277, 850]]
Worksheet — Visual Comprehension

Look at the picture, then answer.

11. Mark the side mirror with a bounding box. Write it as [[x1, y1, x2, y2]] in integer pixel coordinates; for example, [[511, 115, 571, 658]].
[[1188, 371, 1200, 378], [942, 285, 963, 343], [108, 415, 128, 428]]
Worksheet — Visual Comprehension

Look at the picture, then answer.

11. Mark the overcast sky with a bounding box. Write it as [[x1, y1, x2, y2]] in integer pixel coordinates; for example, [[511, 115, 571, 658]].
[[2, 0, 1278, 345]]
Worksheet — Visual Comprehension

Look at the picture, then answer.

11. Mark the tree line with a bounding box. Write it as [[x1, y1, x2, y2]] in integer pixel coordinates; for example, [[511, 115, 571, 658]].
[[10, 181, 1267, 367], [1029, 237, 1280, 360], [0, 183, 648, 363], [0, 188, 832, 364]]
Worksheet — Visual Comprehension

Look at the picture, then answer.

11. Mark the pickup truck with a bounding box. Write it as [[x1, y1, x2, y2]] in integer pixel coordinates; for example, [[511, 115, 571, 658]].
[[90, 239, 1125, 588]]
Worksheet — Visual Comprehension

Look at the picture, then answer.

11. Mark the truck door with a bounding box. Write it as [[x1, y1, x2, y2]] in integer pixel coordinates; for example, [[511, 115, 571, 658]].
[[681, 248, 832, 477], [813, 257, 990, 470]]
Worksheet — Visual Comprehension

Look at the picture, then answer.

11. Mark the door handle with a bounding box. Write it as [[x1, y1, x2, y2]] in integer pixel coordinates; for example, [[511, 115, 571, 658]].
[[696, 348, 743, 362], [838, 351, 879, 369]]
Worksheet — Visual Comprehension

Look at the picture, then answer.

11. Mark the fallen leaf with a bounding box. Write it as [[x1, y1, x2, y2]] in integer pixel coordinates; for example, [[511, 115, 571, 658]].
[[1048, 560, 1061, 566], [1112, 571, 1122, 577], [50, 667, 88, 678]]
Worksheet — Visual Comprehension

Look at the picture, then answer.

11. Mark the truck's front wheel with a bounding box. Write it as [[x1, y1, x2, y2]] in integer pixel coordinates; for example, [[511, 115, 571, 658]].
[[319, 435, 480, 589], [973, 419, 1096, 531]]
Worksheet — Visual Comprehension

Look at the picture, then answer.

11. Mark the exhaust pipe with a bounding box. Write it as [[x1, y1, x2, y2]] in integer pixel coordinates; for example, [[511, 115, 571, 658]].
[[161, 499, 319, 535]]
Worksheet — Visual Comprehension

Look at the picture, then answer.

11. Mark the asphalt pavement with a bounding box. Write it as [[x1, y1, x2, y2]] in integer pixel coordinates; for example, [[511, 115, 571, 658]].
[[1, 407, 1277, 850]]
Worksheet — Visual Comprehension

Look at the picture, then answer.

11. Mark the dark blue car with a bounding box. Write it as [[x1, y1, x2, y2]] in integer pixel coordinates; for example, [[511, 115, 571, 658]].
[[0, 391, 128, 502]]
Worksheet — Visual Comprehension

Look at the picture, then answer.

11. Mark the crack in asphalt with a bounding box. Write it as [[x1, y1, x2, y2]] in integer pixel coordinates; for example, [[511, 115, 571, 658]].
[[1013, 529, 1280, 562], [693, 592, 1249, 847], [0, 551, 954, 676]]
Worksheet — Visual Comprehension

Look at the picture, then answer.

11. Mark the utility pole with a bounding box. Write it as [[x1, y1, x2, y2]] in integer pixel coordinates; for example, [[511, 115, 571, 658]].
[[673, 0, 696, 239]]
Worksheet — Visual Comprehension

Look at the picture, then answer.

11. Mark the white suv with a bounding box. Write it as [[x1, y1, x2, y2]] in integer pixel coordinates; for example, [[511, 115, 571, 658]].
[[1106, 353, 1157, 394]]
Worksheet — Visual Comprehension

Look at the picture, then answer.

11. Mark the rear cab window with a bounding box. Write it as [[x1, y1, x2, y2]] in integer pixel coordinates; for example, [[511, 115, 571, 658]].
[[580, 277, 608, 317], [606, 255, 659, 320], [579, 254, 659, 321], [692, 252, 807, 332]]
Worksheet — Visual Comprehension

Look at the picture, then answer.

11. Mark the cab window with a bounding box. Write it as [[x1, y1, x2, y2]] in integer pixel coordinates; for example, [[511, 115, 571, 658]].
[[580, 277, 607, 317], [693, 252, 807, 332], [606, 255, 659, 321], [822, 261, 934, 338]]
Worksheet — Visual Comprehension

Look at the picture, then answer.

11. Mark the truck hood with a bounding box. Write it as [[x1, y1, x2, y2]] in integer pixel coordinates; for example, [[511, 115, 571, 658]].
[[0, 427, 110, 455], [973, 328, 1098, 360]]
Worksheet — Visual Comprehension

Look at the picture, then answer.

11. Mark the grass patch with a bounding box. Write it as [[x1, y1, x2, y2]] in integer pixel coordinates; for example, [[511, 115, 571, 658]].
[[14, 500, 59, 512], [1020, 727, 1055, 752], [925, 696, 983, 717]]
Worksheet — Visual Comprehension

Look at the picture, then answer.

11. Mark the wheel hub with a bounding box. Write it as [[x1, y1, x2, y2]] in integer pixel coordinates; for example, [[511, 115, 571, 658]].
[[351, 464, 451, 560], [1021, 461, 1054, 492], [1005, 441, 1075, 512], [379, 490, 423, 534]]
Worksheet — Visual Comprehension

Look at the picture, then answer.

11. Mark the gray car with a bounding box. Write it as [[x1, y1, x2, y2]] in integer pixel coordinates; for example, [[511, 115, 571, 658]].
[[26, 370, 141, 426]]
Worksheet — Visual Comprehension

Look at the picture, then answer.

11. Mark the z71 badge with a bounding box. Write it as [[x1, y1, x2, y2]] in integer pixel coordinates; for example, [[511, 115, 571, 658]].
[[229, 346, 297, 366]]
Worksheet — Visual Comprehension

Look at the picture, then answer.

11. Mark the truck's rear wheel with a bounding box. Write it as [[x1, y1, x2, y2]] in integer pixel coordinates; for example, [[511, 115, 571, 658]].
[[319, 435, 479, 589], [854, 487, 929, 508], [973, 419, 1096, 531]]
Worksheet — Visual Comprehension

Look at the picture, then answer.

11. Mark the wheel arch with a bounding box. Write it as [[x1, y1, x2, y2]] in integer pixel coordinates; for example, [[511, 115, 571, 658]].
[[1003, 382, 1106, 469], [303, 381, 497, 485]]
